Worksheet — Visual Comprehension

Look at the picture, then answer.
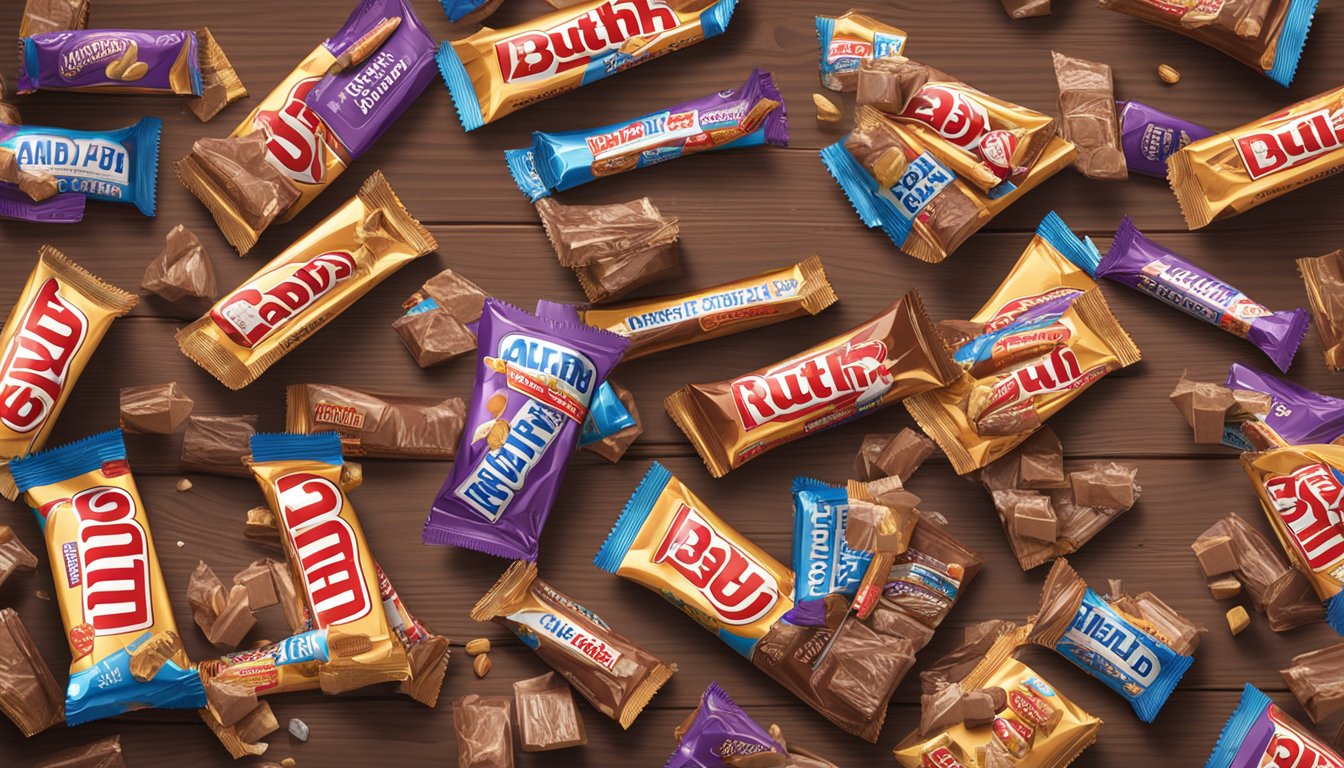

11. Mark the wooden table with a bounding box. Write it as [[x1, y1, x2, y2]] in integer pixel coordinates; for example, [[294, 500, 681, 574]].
[[3, 0, 1343, 765]]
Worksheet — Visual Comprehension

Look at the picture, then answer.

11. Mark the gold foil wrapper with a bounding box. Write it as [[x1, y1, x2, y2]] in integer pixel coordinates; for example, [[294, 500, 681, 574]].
[[818, 10, 908, 92]]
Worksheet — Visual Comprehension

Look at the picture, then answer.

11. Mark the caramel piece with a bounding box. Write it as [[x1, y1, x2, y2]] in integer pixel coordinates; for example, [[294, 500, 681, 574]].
[[1227, 606, 1250, 636], [1208, 574, 1243, 600]]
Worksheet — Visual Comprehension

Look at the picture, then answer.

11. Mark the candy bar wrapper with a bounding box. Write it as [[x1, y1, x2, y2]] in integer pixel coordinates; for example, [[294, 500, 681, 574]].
[[668, 682, 786, 767], [1298, 250, 1344, 371], [423, 299, 629, 560], [18, 28, 242, 102], [470, 560, 673, 728], [667, 289, 958, 478], [1117, 100, 1215, 178], [9, 430, 207, 725], [893, 626, 1101, 768], [1051, 52, 1126, 181], [177, 0, 436, 254], [1027, 559, 1195, 722], [0, 117, 162, 215], [197, 629, 333, 698], [577, 381, 637, 449], [286, 383, 466, 459], [1169, 84, 1344, 229], [1095, 217, 1308, 372], [177, 172, 436, 390], [442, 0, 503, 23], [1240, 443, 1344, 636], [820, 105, 1076, 263], [19, 0, 90, 37], [1225, 364, 1344, 448], [248, 432, 411, 692], [815, 10, 907, 92], [438, 0, 740, 131], [578, 256, 837, 361], [0, 248, 137, 500], [785, 477, 873, 627], [1205, 684, 1344, 768], [0, 182, 86, 223], [507, 69, 788, 202], [1099, 0, 1318, 87]]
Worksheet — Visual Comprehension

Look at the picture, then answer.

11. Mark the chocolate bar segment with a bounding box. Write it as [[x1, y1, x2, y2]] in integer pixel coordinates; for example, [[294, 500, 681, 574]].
[[182, 415, 258, 476], [142, 225, 217, 305], [120, 382, 194, 434], [0, 525, 38, 587], [1051, 52, 1126, 181], [1298, 250, 1344, 371], [514, 672, 587, 752], [536, 197, 682, 304], [0, 607, 64, 736], [454, 694, 514, 768], [1282, 644, 1344, 722], [286, 384, 466, 459]]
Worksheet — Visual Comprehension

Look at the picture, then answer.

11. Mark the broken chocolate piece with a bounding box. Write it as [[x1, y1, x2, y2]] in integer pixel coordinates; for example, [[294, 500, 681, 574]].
[[233, 560, 280, 610], [0, 525, 38, 588], [206, 678, 259, 728], [190, 135, 301, 233], [182, 415, 259, 476], [1193, 534, 1238, 578], [405, 269, 489, 323], [536, 197, 681, 304], [1068, 462, 1139, 509], [120, 382, 194, 434], [583, 381, 642, 463], [514, 672, 587, 752], [1011, 493, 1058, 543], [1282, 643, 1344, 722], [18, 169, 58, 202], [454, 694, 515, 768], [920, 682, 965, 736], [0, 607, 63, 736], [393, 309, 478, 368], [141, 225, 217, 304], [1170, 373, 1237, 444], [235, 700, 279, 744], [19, 0, 90, 37], [1208, 574, 1243, 600], [873, 428, 937, 482], [188, 560, 228, 638], [32, 735, 125, 768], [856, 56, 903, 113], [1052, 51, 1127, 181], [207, 584, 256, 649]]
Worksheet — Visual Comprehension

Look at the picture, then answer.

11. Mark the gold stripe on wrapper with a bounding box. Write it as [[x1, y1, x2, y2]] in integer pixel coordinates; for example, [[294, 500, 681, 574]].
[[578, 256, 838, 361], [1168, 85, 1344, 229], [176, 171, 436, 390], [0, 248, 137, 500]]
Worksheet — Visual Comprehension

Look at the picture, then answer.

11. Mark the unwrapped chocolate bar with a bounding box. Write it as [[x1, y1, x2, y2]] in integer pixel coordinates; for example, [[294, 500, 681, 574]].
[[1170, 372, 1237, 444], [1281, 643, 1344, 722], [537, 197, 682, 304], [182, 415, 258, 476], [185, 134, 301, 236], [0, 607, 64, 736], [514, 672, 587, 752], [120, 382, 194, 434], [141, 225, 217, 305], [454, 695, 514, 768], [1298, 250, 1344, 371], [1051, 52, 1126, 181], [286, 384, 466, 459]]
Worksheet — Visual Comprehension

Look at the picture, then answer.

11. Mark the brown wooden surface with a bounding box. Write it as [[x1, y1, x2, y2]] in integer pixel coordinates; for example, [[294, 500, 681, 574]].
[[2, 0, 1344, 765]]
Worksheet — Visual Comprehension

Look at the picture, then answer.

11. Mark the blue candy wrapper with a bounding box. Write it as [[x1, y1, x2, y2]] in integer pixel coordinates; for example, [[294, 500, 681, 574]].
[[1204, 684, 1344, 767], [0, 117, 161, 216], [783, 477, 871, 627], [534, 300, 634, 447]]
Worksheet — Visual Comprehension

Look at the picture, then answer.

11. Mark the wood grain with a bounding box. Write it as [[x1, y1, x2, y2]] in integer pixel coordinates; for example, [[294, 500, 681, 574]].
[[2, 0, 1344, 765]]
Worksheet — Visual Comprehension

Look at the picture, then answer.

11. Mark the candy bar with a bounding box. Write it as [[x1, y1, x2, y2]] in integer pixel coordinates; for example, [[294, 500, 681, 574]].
[[286, 384, 466, 459], [1051, 52, 1126, 181], [1116, 100, 1214, 178], [507, 70, 788, 202], [512, 672, 587, 752], [1298, 250, 1344, 371], [1001, 0, 1050, 17], [1281, 643, 1344, 721], [815, 10, 907, 92], [668, 290, 957, 477], [0, 118, 161, 215], [424, 300, 628, 560], [185, 135, 301, 235], [1098, 0, 1317, 87], [18, 27, 243, 106], [1225, 364, 1344, 447], [582, 381, 642, 463], [454, 695, 514, 768], [785, 478, 873, 626], [471, 561, 672, 728], [196, 630, 334, 705], [1094, 218, 1308, 372], [1170, 84, 1344, 229], [577, 257, 837, 360], [10, 430, 206, 725], [20, 0, 90, 37], [206, 678, 258, 727], [1243, 444, 1344, 635], [0, 607, 63, 736], [668, 682, 787, 766], [439, 0, 739, 130], [1206, 685, 1344, 768], [1068, 462, 1139, 509], [872, 429, 937, 483], [0, 525, 38, 587], [142, 225, 217, 306], [119, 382, 194, 435], [33, 735, 126, 768], [893, 627, 1100, 768], [178, 0, 436, 254], [1028, 559, 1194, 722], [181, 415, 258, 476], [178, 172, 437, 389]]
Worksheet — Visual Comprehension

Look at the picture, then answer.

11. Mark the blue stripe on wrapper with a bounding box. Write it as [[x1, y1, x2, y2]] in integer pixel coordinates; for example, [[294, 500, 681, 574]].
[[1037, 210, 1101, 275], [1268, 0, 1319, 87], [579, 382, 635, 447], [250, 431, 344, 466], [819, 139, 958, 249], [1327, 593, 1344, 638], [700, 0, 739, 39], [436, 41, 484, 132], [594, 461, 671, 574], [10, 429, 126, 500], [783, 477, 870, 627], [814, 15, 835, 82], [0, 117, 162, 216]]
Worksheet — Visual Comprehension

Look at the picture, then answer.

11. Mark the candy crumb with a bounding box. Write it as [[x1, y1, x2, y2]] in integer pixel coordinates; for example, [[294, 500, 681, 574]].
[[813, 93, 842, 123], [288, 718, 309, 742], [1227, 605, 1250, 635], [177, 478, 193, 492]]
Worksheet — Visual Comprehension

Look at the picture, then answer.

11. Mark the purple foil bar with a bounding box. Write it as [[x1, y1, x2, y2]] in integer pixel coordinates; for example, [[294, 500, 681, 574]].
[[423, 298, 628, 561], [666, 682, 784, 768], [19, 30, 202, 95], [1098, 216, 1308, 372], [1226, 363, 1344, 446], [0, 182, 85, 223], [1116, 100, 1214, 178]]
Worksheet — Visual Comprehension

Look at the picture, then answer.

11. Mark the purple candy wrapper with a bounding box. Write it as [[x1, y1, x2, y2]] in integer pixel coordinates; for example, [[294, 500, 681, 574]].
[[0, 182, 85, 223], [1098, 216, 1309, 372], [307, 0, 438, 160], [666, 682, 784, 768], [1226, 363, 1344, 446], [1116, 100, 1214, 178], [423, 298, 628, 560], [19, 30, 202, 95]]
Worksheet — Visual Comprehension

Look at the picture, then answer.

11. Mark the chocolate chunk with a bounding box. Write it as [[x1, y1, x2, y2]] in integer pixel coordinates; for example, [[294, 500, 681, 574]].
[[0, 149, 18, 183], [393, 309, 478, 368], [1011, 493, 1057, 543], [982, 685, 1008, 712], [1282, 644, 1344, 722], [960, 689, 996, 727], [937, 319, 985, 350], [191, 134, 301, 232], [1299, 250, 1344, 372], [19, 169, 58, 202], [1001, 0, 1050, 17], [1227, 606, 1251, 635], [845, 491, 918, 554], [142, 225, 217, 305], [1068, 462, 1139, 510], [182, 415, 258, 476], [1170, 373, 1237, 443], [1017, 426, 1068, 489], [1265, 568, 1326, 632], [235, 700, 279, 744], [1228, 388, 1272, 422], [919, 682, 965, 735], [812, 618, 915, 721], [1052, 52, 1126, 181], [573, 237, 683, 304], [854, 433, 898, 481], [856, 57, 904, 113], [404, 269, 489, 324], [269, 560, 307, 633], [0, 525, 38, 588], [514, 672, 587, 752], [206, 678, 259, 727], [873, 428, 937, 482], [32, 735, 126, 768], [120, 382, 194, 434], [1192, 534, 1238, 578], [1208, 574, 1242, 600], [286, 384, 467, 459], [244, 506, 281, 547], [583, 381, 642, 463], [233, 560, 279, 610], [187, 560, 227, 638], [398, 634, 451, 709], [207, 584, 256, 649], [454, 694, 515, 768], [0, 608, 63, 737], [1129, 590, 1206, 656], [199, 704, 267, 758], [19, 0, 90, 37], [535, 196, 683, 305], [189, 83, 233, 123]]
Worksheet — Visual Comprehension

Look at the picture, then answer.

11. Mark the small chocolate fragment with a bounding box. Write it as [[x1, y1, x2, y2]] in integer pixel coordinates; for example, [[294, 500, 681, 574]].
[[1017, 426, 1068, 489], [514, 672, 587, 752], [1282, 643, 1344, 722], [1298, 251, 1344, 372], [583, 382, 642, 463], [0, 525, 38, 587], [19, 0, 90, 37], [269, 559, 307, 633], [1001, 0, 1050, 17], [404, 269, 489, 323], [856, 57, 903, 113], [1069, 462, 1139, 509], [206, 678, 259, 727], [393, 310, 478, 368], [1228, 389, 1272, 422], [18, 169, 59, 202], [32, 735, 126, 768], [1052, 52, 1126, 181], [536, 197, 681, 304], [0, 608, 63, 736], [182, 415, 259, 476], [208, 584, 256, 649], [233, 560, 280, 610], [920, 682, 965, 735], [120, 382, 194, 434], [1192, 534, 1238, 578], [236, 700, 279, 744], [873, 428, 937, 483], [1208, 574, 1242, 600], [1011, 493, 1057, 543], [1170, 373, 1237, 443], [0, 149, 18, 183], [960, 689, 996, 727], [201, 703, 268, 759], [0, 102, 21, 127], [142, 225, 217, 304], [454, 694, 515, 768], [187, 560, 228, 638], [854, 433, 897, 481], [190, 134, 301, 233]]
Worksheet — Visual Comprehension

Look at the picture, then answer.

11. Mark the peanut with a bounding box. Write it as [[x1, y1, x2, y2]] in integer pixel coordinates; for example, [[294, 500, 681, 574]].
[[1157, 64, 1181, 84], [812, 93, 841, 124], [465, 638, 491, 656], [472, 653, 491, 678], [176, 478, 193, 492]]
